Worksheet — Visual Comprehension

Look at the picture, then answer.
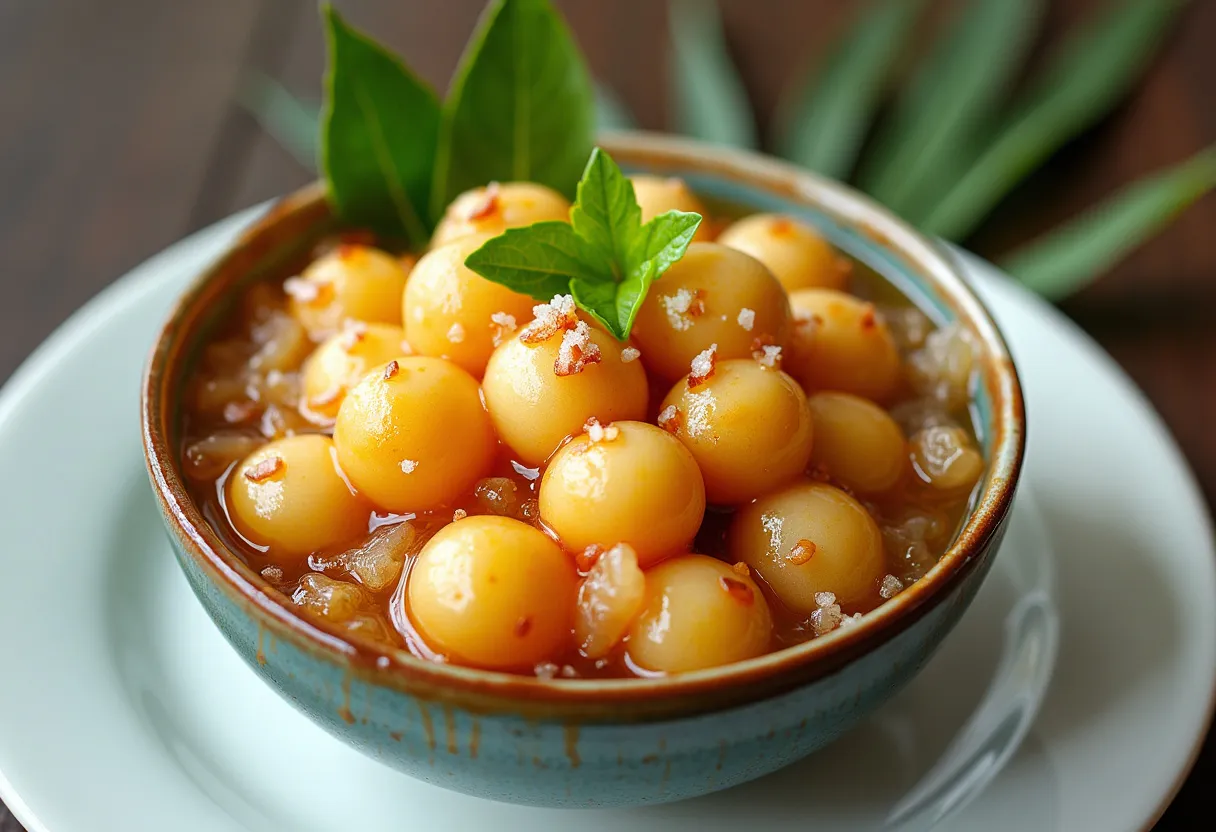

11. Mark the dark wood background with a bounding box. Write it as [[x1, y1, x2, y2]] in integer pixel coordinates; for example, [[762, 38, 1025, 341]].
[[1, 0, 1212, 828]]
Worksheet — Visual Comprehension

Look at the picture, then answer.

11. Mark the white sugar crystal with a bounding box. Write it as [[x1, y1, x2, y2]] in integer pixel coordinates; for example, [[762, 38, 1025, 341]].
[[490, 311, 518, 346], [737, 307, 756, 331], [399, 459, 418, 473], [814, 591, 837, 608], [880, 574, 905, 600], [761, 513, 784, 554], [662, 288, 697, 331], [447, 322, 466, 343], [620, 346, 641, 363], [690, 343, 718, 380], [757, 344, 782, 368], [452, 508, 468, 522], [555, 321, 601, 375]]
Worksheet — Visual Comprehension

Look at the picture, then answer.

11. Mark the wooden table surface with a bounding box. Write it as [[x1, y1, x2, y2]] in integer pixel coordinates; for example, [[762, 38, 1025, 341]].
[[1, 1, 1213, 828]]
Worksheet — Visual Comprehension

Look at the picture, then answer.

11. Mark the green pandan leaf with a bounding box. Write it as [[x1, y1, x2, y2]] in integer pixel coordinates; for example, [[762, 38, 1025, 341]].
[[859, 0, 1045, 218], [1002, 145, 1216, 300], [774, 0, 925, 179], [432, 0, 595, 219], [921, 0, 1188, 241], [466, 147, 701, 340], [668, 0, 758, 149], [236, 72, 321, 170], [321, 5, 440, 247]]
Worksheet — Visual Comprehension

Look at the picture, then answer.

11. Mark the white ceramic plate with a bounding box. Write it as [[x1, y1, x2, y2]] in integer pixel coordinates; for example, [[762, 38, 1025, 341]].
[[0, 208, 1212, 832]]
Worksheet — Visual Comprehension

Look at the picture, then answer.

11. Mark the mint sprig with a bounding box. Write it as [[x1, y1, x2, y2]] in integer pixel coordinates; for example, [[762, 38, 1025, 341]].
[[464, 148, 702, 340]]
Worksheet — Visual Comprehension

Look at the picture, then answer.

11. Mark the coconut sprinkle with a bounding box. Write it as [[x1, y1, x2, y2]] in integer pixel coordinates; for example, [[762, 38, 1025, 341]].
[[737, 307, 756, 331], [446, 322, 466, 343], [756, 344, 783, 369], [810, 591, 843, 635], [490, 311, 517, 346], [661, 288, 705, 331], [732, 561, 750, 577], [880, 574, 905, 600], [620, 346, 641, 363], [452, 508, 468, 522], [688, 343, 718, 388], [337, 320, 368, 350], [520, 294, 579, 344], [399, 459, 418, 474], [244, 456, 284, 482], [555, 321, 602, 376], [657, 404, 683, 433], [283, 276, 322, 304], [583, 417, 620, 443]]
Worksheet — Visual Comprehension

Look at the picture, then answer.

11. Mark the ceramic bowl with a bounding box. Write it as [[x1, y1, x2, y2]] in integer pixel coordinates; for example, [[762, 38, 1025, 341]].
[[141, 132, 1025, 808]]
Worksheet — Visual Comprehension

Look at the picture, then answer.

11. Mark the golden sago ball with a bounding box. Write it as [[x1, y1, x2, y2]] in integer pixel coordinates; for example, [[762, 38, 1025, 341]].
[[807, 392, 906, 495], [481, 318, 648, 466], [631, 243, 792, 382], [227, 434, 367, 557], [787, 289, 901, 402], [287, 244, 411, 338], [659, 359, 813, 505], [407, 516, 577, 670], [625, 555, 772, 673], [300, 323, 411, 420], [403, 233, 537, 377], [333, 357, 496, 512], [628, 175, 713, 242], [431, 182, 571, 248], [538, 421, 705, 568], [730, 480, 884, 612], [717, 213, 850, 292]]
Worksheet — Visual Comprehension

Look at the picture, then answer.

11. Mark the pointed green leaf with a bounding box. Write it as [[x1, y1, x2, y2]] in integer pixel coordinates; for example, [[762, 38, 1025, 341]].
[[1002, 145, 1216, 300], [595, 82, 637, 132], [774, 0, 925, 179], [321, 5, 439, 247], [668, 0, 758, 149], [432, 0, 595, 219], [236, 72, 321, 170], [570, 148, 638, 275], [859, 0, 1045, 218], [462, 221, 607, 302], [921, 0, 1188, 241]]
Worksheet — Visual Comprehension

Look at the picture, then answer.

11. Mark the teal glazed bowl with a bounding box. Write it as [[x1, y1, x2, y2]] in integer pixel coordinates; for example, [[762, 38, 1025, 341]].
[[141, 133, 1025, 808]]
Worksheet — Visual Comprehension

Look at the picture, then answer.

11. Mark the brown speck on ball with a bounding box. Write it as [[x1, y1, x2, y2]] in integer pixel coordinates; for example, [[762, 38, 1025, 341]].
[[732, 561, 750, 577], [382, 360, 400, 380], [514, 616, 533, 637], [464, 182, 501, 220], [786, 539, 817, 565], [658, 404, 683, 433], [860, 305, 878, 330], [719, 576, 754, 606], [244, 456, 284, 482]]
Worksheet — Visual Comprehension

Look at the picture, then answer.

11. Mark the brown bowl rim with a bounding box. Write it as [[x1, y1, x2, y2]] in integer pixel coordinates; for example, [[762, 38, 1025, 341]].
[[141, 132, 1025, 722]]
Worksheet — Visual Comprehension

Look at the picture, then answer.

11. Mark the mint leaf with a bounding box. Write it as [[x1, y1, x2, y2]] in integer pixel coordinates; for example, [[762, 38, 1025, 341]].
[[570, 148, 639, 274], [321, 5, 440, 248], [464, 147, 702, 341], [431, 0, 595, 220], [463, 221, 609, 301]]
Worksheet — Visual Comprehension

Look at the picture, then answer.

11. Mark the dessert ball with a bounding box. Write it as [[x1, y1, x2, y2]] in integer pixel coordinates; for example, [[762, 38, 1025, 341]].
[[288, 244, 411, 337], [539, 421, 705, 567], [631, 243, 791, 382], [660, 359, 813, 504], [730, 480, 885, 611], [333, 357, 496, 512], [407, 516, 577, 670]]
